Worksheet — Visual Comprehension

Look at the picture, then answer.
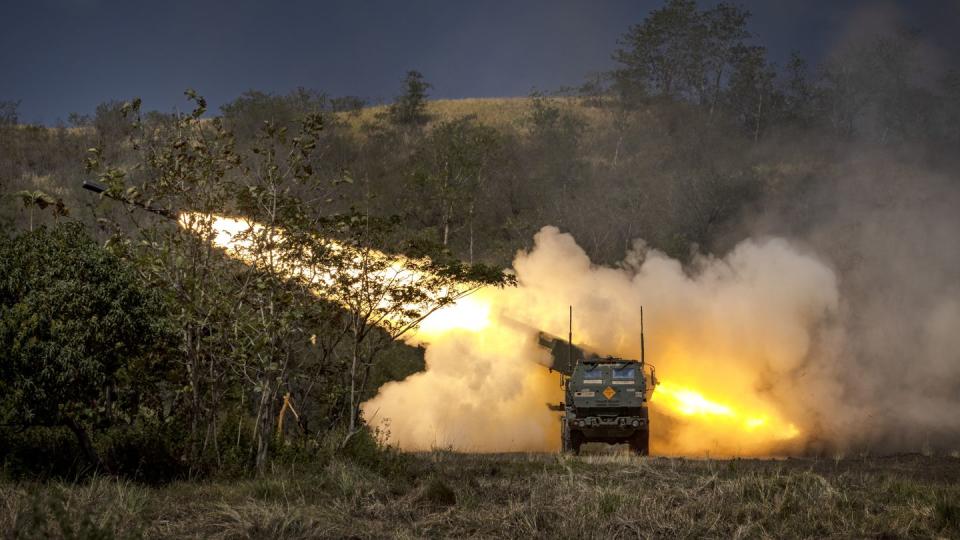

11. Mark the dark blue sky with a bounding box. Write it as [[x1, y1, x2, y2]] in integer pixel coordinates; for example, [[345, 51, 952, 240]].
[[2, 0, 958, 124]]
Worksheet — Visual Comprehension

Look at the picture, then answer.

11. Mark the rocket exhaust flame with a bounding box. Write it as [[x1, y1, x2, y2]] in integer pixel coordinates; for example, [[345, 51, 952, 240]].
[[182, 213, 837, 456]]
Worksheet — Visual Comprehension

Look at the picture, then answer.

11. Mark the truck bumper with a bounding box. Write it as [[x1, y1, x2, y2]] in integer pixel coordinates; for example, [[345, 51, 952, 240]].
[[568, 416, 647, 438]]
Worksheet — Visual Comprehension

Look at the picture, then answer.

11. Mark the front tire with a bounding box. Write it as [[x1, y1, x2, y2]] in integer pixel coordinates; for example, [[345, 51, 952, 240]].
[[629, 429, 649, 456], [570, 431, 584, 455], [561, 422, 573, 453]]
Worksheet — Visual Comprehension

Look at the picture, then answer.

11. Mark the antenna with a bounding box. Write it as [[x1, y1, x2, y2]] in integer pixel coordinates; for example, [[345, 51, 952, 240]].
[[640, 306, 645, 365], [568, 305, 573, 372]]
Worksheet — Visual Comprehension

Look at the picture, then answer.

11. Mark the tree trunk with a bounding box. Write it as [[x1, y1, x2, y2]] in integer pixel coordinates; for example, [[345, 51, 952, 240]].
[[347, 328, 361, 438], [442, 214, 450, 247], [754, 91, 764, 143], [468, 203, 474, 264], [64, 416, 104, 472], [254, 384, 272, 474]]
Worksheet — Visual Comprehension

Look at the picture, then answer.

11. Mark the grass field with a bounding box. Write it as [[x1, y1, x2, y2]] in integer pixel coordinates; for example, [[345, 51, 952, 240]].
[[339, 96, 611, 133], [3, 452, 959, 539]]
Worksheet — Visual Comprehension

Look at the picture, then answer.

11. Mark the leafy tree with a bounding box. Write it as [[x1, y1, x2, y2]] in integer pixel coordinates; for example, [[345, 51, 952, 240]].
[[0, 223, 172, 469], [88, 89, 483, 474], [13, 190, 67, 231], [68, 111, 92, 128], [613, 0, 753, 108], [780, 52, 815, 128], [701, 3, 752, 112], [409, 116, 502, 256], [0, 99, 20, 126], [817, 29, 934, 142], [87, 91, 248, 472], [329, 95, 367, 114], [220, 88, 328, 141], [523, 94, 585, 225], [614, 0, 700, 102], [387, 70, 431, 127], [323, 212, 513, 445], [725, 45, 779, 141], [93, 100, 136, 144]]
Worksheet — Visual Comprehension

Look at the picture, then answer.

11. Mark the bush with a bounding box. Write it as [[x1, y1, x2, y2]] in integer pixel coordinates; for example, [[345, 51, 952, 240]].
[[0, 428, 84, 480], [97, 425, 188, 485]]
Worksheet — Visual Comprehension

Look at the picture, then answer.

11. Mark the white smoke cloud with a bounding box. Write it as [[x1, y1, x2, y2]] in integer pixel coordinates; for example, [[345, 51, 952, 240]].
[[363, 226, 846, 456]]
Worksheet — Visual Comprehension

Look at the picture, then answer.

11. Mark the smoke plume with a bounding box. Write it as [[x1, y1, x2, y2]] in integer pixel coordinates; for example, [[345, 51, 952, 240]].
[[363, 227, 851, 456]]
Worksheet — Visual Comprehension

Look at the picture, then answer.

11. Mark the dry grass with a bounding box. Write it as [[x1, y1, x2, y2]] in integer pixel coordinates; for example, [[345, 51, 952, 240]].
[[3, 453, 959, 538], [23, 97, 608, 137], [337, 97, 612, 134]]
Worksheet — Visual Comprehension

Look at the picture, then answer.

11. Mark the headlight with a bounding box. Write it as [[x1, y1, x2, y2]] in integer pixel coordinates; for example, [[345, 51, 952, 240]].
[[632, 420, 640, 428]]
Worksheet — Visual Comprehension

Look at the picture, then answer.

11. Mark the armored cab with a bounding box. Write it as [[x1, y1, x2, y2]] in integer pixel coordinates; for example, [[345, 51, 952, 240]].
[[537, 310, 657, 455], [562, 356, 653, 454]]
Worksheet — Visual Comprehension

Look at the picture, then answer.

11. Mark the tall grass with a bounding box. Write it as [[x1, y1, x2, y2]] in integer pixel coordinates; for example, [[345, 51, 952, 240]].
[[3, 453, 958, 538]]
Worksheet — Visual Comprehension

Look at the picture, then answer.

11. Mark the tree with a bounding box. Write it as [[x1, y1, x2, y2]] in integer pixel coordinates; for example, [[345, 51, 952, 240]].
[[0, 223, 172, 470], [522, 94, 585, 226], [88, 91, 250, 472], [12, 189, 66, 231], [220, 88, 329, 141], [387, 70, 431, 127], [780, 52, 815, 128], [725, 45, 778, 141], [323, 212, 513, 445], [613, 0, 701, 102], [93, 100, 136, 144], [817, 29, 932, 142], [613, 1, 752, 107], [0, 100, 20, 126], [701, 3, 752, 113], [409, 116, 502, 256]]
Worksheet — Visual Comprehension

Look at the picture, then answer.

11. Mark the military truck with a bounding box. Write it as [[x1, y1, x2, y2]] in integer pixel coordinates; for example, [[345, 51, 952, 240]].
[[538, 309, 657, 455]]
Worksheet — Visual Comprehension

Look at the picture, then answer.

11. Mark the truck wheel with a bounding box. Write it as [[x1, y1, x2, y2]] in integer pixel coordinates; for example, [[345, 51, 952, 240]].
[[561, 423, 574, 454], [571, 432, 584, 455], [629, 429, 649, 456]]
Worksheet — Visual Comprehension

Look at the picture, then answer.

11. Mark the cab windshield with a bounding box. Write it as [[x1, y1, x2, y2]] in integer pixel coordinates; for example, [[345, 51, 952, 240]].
[[613, 366, 636, 380], [582, 367, 604, 380]]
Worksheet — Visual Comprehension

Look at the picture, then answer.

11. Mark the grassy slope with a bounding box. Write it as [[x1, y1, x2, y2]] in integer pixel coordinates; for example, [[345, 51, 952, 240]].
[[3, 453, 959, 538], [338, 96, 610, 132]]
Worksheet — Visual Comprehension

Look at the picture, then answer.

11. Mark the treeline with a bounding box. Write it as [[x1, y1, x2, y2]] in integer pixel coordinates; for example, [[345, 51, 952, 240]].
[[2, 0, 959, 481]]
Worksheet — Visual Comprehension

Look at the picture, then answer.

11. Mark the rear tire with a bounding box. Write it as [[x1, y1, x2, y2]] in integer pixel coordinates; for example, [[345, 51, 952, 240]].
[[629, 429, 649, 456]]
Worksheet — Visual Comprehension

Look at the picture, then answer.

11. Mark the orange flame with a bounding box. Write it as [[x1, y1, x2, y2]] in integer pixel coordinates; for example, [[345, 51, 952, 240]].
[[653, 381, 799, 441]]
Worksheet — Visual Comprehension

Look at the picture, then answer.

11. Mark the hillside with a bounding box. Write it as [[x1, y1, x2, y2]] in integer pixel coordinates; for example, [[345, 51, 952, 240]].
[[339, 96, 611, 132]]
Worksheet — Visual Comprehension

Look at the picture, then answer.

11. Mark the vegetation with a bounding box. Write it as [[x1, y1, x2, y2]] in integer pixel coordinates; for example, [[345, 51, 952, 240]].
[[0, 223, 173, 473], [2, 452, 959, 538]]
